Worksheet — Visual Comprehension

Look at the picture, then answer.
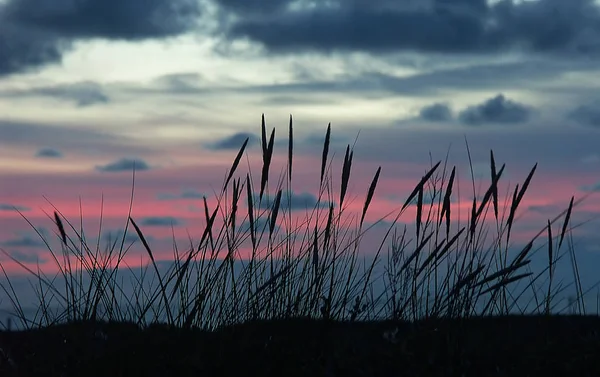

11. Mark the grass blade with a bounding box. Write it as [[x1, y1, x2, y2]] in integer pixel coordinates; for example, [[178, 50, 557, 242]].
[[490, 150, 499, 220], [54, 211, 67, 246], [269, 189, 282, 238], [340, 145, 353, 209], [360, 166, 381, 228], [320, 123, 331, 187], [129, 216, 173, 325], [288, 114, 293, 182], [401, 161, 441, 211], [246, 173, 256, 250], [558, 196, 574, 250]]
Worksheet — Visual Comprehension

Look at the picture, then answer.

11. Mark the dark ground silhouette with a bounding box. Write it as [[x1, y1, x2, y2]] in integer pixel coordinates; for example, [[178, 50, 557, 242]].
[[0, 314, 599, 376]]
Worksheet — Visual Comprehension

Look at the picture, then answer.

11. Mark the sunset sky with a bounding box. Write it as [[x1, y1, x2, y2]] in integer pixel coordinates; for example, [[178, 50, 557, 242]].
[[1, 0, 600, 316]]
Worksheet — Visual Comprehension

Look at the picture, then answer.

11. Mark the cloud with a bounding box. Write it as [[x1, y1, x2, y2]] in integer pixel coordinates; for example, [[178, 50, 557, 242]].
[[257, 191, 331, 211], [0, 18, 66, 77], [4, 0, 201, 39], [95, 158, 151, 172], [216, 0, 600, 58], [157, 189, 204, 200], [2, 235, 45, 248], [0, 204, 30, 212], [458, 94, 533, 125], [239, 216, 280, 235], [526, 204, 575, 216], [581, 154, 600, 164], [15, 81, 109, 107], [419, 103, 453, 122], [580, 181, 600, 192], [102, 229, 148, 245], [567, 101, 600, 127], [207, 132, 256, 150], [5, 250, 46, 264], [214, 0, 288, 16], [0, 0, 202, 77], [139, 216, 181, 227], [0, 119, 150, 156], [35, 147, 63, 158]]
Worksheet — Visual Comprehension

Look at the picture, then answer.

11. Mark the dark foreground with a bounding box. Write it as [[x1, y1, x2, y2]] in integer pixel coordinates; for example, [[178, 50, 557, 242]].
[[0, 314, 598, 377]]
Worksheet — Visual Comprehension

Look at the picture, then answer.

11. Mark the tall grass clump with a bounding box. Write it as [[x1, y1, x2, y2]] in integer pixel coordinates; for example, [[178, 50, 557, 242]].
[[1, 114, 598, 332]]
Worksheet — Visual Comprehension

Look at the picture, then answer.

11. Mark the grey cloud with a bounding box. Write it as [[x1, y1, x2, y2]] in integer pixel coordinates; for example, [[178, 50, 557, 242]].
[[239, 216, 280, 235], [567, 101, 600, 128], [5, 250, 47, 264], [124, 59, 596, 103], [214, 0, 289, 16], [102, 230, 146, 245], [157, 189, 204, 200], [581, 154, 600, 164], [258, 95, 341, 106], [242, 60, 589, 97], [24, 81, 109, 107], [322, 120, 598, 174], [0, 0, 202, 77], [419, 103, 453, 122], [95, 158, 151, 172], [4, 0, 201, 40], [36, 147, 63, 158], [140, 216, 181, 227], [580, 181, 600, 193], [207, 132, 256, 150], [257, 191, 331, 211], [0, 18, 67, 77], [2, 235, 45, 248], [458, 94, 533, 126], [153, 73, 208, 95], [527, 204, 565, 215], [217, 0, 600, 57], [0, 204, 30, 212], [405, 191, 452, 206], [0, 119, 151, 157]]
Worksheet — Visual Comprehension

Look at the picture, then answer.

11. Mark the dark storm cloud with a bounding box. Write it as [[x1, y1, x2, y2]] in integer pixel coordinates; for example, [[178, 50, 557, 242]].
[[95, 158, 151, 173], [214, 0, 289, 15], [458, 94, 533, 126], [0, 19, 66, 77], [207, 132, 256, 150], [567, 101, 600, 128], [0, 0, 202, 77], [140, 216, 181, 227], [35, 147, 63, 158], [218, 0, 600, 57], [4, 0, 201, 40], [419, 103, 453, 122]]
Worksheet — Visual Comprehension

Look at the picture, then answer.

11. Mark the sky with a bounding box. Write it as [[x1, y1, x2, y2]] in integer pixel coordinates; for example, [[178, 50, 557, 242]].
[[1, 0, 600, 320]]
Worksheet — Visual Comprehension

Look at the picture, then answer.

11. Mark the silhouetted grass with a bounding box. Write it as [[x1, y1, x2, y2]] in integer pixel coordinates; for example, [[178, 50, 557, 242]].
[[0, 114, 599, 376]]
